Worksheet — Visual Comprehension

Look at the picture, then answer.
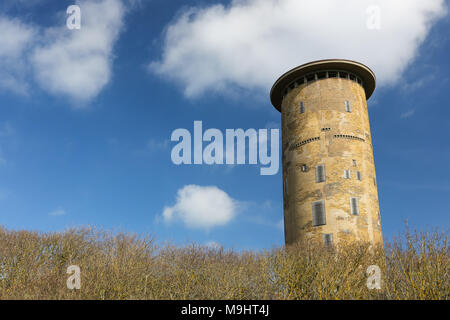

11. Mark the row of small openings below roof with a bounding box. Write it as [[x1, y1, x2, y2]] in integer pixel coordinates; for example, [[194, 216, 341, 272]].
[[283, 70, 364, 98], [288, 133, 364, 151]]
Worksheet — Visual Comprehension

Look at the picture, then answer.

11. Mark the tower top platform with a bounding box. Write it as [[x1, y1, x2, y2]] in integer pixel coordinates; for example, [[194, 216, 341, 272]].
[[270, 59, 376, 112]]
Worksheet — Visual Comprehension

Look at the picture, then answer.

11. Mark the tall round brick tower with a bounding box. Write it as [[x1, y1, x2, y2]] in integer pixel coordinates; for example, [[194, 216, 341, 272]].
[[270, 59, 383, 246]]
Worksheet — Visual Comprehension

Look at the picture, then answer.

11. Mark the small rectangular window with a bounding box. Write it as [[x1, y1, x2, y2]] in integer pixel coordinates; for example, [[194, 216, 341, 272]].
[[350, 197, 360, 215], [357, 171, 362, 181], [301, 164, 307, 172], [344, 170, 351, 179], [312, 200, 326, 226], [316, 164, 326, 183], [283, 177, 287, 195], [323, 234, 333, 246], [345, 101, 351, 112], [299, 101, 305, 114], [352, 159, 357, 166]]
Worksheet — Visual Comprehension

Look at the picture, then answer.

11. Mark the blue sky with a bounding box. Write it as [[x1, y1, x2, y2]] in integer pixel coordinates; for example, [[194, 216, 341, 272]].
[[0, 0, 449, 250]]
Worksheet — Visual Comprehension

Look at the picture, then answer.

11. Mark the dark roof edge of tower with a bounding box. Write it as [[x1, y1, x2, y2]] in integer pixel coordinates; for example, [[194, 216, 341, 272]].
[[270, 59, 376, 112]]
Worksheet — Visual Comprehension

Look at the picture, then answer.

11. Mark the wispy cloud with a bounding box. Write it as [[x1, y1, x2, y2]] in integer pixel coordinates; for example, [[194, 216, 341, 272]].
[[49, 207, 67, 216], [240, 200, 283, 230], [0, 16, 35, 95], [400, 109, 415, 119], [147, 138, 170, 151], [0, 123, 13, 137], [402, 74, 436, 92], [204, 241, 222, 249]]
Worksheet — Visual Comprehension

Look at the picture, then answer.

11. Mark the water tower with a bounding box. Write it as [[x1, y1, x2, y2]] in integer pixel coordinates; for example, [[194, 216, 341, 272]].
[[270, 59, 383, 246]]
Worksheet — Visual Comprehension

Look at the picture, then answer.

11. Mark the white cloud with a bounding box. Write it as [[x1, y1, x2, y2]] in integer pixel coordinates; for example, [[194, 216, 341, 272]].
[[150, 0, 447, 98], [0, 16, 35, 94], [49, 207, 67, 216], [0, 0, 126, 103], [0, 18, 34, 57], [162, 184, 237, 230], [31, 0, 125, 104]]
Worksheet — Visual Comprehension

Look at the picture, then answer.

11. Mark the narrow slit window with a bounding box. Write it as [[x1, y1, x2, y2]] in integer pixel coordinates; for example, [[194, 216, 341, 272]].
[[345, 101, 351, 112], [344, 170, 351, 179], [299, 101, 305, 114], [312, 200, 326, 226], [323, 234, 333, 246], [283, 177, 287, 196], [357, 171, 362, 181], [316, 164, 326, 183], [301, 164, 307, 172], [350, 197, 360, 216]]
